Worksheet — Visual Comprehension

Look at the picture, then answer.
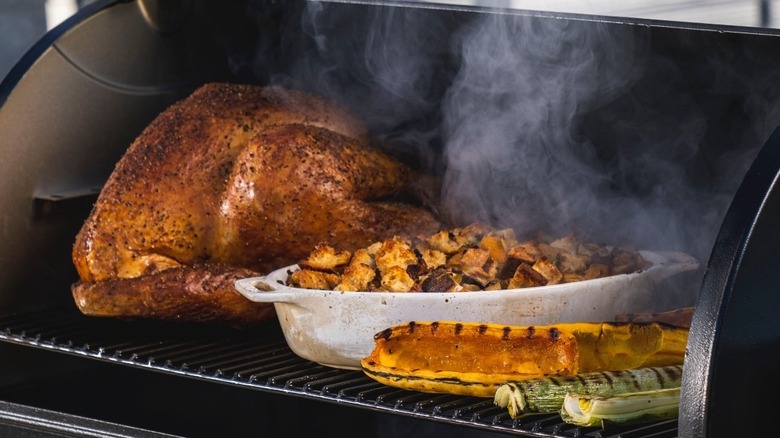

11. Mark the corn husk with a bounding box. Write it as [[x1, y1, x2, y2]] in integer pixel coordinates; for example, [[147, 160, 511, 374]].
[[560, 387, 680, 427]]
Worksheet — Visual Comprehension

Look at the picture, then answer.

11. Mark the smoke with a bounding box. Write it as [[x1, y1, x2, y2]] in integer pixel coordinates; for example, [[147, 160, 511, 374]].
[[260, 2, 780, 277], [429, 12, 780, 269], [439, 14, 648, 239]]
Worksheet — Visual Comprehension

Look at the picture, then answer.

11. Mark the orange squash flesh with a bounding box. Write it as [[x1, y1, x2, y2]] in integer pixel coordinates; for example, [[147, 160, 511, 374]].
[[360, 321, 688, 398]]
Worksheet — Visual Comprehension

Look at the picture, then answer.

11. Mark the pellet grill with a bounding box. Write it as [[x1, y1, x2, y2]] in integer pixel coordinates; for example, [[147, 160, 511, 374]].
[[2, 1, 780, 436]]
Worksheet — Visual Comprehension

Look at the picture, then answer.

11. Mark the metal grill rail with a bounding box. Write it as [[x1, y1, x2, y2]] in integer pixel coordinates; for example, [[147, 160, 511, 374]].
[[0, 309, 679, 438]]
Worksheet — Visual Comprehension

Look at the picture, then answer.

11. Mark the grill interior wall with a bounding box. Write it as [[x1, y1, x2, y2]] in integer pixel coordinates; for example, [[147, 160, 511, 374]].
[[4, 1, 780, 309], [4, 1, 780, 311]]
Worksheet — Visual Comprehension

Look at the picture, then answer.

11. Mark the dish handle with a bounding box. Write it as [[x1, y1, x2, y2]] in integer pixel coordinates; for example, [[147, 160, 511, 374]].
[[234, 276, 297, 303], [647, 251, 701, 283]]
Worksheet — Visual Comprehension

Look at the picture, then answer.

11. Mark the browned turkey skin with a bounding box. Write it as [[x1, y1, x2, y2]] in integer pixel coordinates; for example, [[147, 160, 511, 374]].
[[71, 83, 441, 327]]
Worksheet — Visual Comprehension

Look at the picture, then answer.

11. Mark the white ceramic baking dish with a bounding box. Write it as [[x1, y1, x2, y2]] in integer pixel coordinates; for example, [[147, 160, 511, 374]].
[[234, 250, 699, 370]]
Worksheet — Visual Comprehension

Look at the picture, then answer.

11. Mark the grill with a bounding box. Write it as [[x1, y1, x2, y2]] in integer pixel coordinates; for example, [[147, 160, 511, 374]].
[[3, 0, 780, 437], [0, 308, 681, 437]]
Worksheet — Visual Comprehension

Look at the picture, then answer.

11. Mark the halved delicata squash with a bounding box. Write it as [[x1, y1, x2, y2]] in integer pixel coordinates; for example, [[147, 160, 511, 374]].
[[360, 320, 688, 398]]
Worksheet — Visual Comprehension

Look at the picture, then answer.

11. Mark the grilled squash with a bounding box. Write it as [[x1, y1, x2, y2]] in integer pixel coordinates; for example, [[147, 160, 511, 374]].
[[360, 321, 688, 398]]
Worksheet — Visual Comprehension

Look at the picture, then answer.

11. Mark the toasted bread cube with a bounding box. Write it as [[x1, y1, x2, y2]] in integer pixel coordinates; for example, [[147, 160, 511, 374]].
[[453, 223, 491, 246], [334, 249, 378, 291], [335, 262, 376, 291], [537, 242, 563, 261], [298, 243, 351, 272], [577, 242, 611, 258], [289, 269, 340, 290], [450, 247, 497, 285], [484, 280, 503, 291], [496, 257, 522, 280], [583, 263, 612, 280], [420, 248, 447, 269], [612, 249, 650, 274], [380, 266, 416, 292], [366, 241, 383, 257], [506, 243, 540, 264], [350, 248, 375, 269], [460, 283, 482, 292], [420, 268, 462, 292], [561, 272, 585, 283], [494, 227, 518, 244], [532, 256, 563, 285], [375, 237, 418, 275], [558, 251, 589, 273], [427, 230, 462, 254], [450, 247, 490, 270], [550, 232, 579, 254], [507, 263, 548, 289], [563, 263, 611, 283]]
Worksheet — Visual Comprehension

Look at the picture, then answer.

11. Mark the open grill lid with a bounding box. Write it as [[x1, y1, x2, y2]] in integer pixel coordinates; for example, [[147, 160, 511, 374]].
[[681, 125, 780, 437]]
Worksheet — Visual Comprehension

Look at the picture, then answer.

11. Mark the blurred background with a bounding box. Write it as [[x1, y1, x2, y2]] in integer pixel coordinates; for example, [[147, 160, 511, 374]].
[[425, 0, 778, 27], [0, 0, 778, 83], [0, 0, 99, 83]]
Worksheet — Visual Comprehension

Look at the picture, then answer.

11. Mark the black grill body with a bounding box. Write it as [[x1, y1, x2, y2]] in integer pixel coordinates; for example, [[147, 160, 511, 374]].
[[2, 1, 780, 436]]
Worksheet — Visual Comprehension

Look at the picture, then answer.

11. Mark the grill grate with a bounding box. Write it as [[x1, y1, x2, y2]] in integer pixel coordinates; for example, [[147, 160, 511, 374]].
[[0, 309, 679, 437]]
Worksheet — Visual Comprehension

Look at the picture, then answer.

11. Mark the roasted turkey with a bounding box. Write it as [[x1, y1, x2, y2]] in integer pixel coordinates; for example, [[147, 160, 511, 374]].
[[71, 83, 441, 327]]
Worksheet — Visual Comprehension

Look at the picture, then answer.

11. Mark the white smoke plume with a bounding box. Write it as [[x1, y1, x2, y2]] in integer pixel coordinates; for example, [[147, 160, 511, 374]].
[[269, 2, 780, 296]]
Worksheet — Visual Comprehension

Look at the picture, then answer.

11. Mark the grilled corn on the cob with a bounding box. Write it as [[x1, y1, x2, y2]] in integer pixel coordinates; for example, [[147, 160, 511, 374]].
[[493, 365, 683, 418]]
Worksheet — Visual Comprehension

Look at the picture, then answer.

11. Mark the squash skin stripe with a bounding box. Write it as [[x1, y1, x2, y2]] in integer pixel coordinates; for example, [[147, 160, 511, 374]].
[[361, 366, 504, 397]]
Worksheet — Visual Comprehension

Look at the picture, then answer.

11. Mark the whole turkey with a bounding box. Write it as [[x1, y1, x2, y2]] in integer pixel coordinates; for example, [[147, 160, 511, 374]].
[[71, 83, 441, 327]]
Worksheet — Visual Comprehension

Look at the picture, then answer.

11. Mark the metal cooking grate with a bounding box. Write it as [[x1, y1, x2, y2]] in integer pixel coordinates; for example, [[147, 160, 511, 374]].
[[0, 309, 679, 438]]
